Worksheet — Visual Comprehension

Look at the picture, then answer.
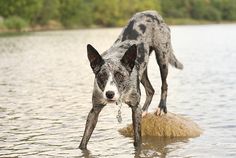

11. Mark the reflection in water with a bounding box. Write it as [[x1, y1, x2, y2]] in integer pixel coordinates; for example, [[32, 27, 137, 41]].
[[135, 137, 189, 158], [0, 24, 236, 157], [80, 149, 93, 158], [78, 137, 189, 158]]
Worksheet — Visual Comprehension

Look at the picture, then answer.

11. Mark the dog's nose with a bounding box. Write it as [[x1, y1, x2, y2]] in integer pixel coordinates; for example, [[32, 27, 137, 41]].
[[106, 91, 115, 99]]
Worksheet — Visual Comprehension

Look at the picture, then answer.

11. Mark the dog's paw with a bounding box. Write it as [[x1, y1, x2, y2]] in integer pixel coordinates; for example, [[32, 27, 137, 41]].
[[155, 106, 167, 116], [142, 111, 148, 117], [156, 99, 167, 115]]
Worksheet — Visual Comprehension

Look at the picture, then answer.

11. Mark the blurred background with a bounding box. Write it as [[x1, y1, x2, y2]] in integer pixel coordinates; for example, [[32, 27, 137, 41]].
[[0, 0, 236, 32], [0, 0, 236, 157]]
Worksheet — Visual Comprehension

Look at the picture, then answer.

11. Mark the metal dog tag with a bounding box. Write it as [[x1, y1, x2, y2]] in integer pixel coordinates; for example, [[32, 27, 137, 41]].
[[116, 109, 122, 123], [116, 101, 122, 123]]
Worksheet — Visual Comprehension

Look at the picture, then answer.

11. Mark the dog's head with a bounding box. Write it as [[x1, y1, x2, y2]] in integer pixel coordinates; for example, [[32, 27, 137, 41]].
[[87, 44, 137, 103]]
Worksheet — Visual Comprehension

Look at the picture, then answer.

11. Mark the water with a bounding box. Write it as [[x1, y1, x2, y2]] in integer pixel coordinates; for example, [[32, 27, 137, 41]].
[[0, 24, 235, 157]]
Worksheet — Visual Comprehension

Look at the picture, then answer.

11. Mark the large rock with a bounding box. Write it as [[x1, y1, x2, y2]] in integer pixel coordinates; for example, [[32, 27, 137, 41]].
[[119, 112, 202, 137]]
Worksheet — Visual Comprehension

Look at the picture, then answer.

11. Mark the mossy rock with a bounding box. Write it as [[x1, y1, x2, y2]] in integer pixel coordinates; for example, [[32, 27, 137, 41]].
[[119, 112, 202, 137]]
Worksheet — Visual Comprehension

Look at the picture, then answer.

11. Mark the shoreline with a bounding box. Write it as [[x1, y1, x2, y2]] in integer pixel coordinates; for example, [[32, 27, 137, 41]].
[[0, 19, 236, 35]]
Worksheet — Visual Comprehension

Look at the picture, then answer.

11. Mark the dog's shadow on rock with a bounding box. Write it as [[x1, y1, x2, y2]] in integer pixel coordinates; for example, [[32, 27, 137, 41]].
[[134, 136, 189, 158]]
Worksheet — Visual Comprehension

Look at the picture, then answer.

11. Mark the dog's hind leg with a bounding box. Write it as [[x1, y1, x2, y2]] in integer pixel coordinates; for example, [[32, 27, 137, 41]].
[[141, 68, 155, 116], [155, 48, 169, 115], [79, 104, 104, 149]]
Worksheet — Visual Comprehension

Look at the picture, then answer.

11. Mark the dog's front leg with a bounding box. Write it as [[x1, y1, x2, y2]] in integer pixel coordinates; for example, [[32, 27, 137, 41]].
[[79, 104, 104, 149], [131, 105, 142, 147]]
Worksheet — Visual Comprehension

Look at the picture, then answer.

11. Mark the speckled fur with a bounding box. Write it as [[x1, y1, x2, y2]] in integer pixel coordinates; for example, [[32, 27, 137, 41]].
[[79, 10, 183, 149]]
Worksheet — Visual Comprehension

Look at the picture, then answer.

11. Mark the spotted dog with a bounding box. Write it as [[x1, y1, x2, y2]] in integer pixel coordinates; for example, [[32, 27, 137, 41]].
[[79, 10, 183, 149]]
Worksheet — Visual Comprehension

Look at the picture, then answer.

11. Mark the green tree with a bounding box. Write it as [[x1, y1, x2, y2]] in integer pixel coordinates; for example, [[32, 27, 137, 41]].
[[59, 0, 93, 28], [92, 0, 119, 27], [161, 0, 190, 18], [4, 16, 28, 31], [35, 0, 60, 25], [218, 0, 236, 20], [0, 0, 42, 23], [203, 5, 221, 21], [93, 0, 161, 27], [189, 0, 222, 21]]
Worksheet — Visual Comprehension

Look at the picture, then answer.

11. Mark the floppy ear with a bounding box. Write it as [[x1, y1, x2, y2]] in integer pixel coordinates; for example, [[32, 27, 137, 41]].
[[121, 44, 137, 72], [87, 44, 104, 73]]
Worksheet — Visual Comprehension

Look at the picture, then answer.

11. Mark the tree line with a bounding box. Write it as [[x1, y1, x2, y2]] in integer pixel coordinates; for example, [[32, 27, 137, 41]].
[[0, 0, 236, 31]]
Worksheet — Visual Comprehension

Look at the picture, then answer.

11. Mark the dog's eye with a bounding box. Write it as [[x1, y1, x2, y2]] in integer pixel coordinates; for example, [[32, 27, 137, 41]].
[[96, 71, 109, 90], [97, 72, 108, 81], [114, 72, 124, 82]]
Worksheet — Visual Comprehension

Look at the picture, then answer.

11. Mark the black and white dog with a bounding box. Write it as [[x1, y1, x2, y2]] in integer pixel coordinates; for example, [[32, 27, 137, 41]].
[[79, 10, 183, 149]]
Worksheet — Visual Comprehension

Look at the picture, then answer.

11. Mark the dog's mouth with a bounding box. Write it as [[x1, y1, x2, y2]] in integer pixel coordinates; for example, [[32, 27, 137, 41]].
[[106, 99, 116, 103]]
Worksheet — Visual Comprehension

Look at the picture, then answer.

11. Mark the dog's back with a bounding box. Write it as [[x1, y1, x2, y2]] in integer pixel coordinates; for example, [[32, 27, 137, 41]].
[[116, 10, 164, 44], [104, 10, 183, 77]]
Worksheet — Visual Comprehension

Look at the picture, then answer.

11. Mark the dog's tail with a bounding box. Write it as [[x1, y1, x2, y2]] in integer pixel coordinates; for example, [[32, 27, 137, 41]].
[[169, 52, 184, 70]]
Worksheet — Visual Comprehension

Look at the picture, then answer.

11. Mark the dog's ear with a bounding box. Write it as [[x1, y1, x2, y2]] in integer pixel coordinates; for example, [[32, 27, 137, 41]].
[[121, 44, 137, 72], [87, 44, 104, 73]]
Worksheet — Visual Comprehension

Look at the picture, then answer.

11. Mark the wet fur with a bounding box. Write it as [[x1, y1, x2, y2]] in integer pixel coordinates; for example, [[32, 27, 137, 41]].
[[79, 10, 183, 149]]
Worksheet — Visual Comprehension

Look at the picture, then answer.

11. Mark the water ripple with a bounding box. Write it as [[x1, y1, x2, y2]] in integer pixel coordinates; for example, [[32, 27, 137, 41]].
[[0, 25, 236, 157]]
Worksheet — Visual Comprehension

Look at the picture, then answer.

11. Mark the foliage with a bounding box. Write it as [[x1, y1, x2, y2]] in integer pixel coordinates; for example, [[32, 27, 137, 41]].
[[0, 0, 236, 31], [161, 0, 190, 18], [0, 22, 5, 30], [59, 0, 94, 28], [0, 0, 42, 23], [4, 16, 28, 31], [35, 0, 60, 25]]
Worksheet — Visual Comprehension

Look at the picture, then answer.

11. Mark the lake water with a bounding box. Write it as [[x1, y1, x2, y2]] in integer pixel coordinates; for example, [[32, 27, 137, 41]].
[[0, 24, 236, 157]]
